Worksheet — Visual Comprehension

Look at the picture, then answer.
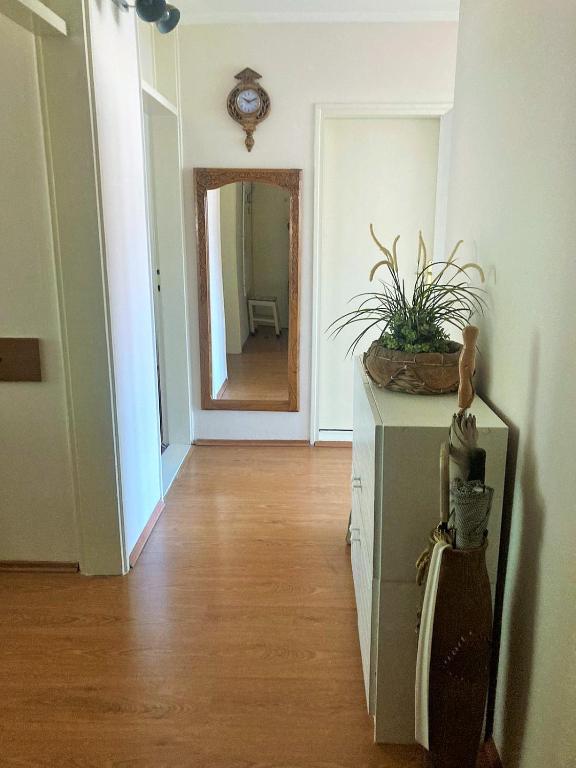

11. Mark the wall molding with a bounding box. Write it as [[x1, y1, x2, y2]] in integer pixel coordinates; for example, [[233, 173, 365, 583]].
[[181, 11, 459, 26], [310, 102, 453, 444], [129, 499, 166, 568], [0, 561, 79, 573]]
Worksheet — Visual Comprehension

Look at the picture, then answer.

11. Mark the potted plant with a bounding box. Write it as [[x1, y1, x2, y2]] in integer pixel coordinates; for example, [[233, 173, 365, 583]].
[[328, 227, 486, 394]]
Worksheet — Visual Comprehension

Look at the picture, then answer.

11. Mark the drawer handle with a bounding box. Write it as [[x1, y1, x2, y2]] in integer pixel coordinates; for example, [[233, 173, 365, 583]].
[[352, 476, 362, 490]]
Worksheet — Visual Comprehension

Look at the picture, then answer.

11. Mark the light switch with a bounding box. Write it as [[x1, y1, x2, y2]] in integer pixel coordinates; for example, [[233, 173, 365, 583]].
[[0, 338, 42, 382]]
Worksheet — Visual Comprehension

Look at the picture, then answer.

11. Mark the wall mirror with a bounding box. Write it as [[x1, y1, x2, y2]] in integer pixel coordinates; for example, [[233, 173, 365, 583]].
[[195, 168, 301, 411]]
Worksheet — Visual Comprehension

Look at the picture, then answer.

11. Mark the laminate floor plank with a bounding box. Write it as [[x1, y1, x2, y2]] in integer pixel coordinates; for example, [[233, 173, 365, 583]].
[[220, 329, 289, 402], [1, 446, 492, 767]]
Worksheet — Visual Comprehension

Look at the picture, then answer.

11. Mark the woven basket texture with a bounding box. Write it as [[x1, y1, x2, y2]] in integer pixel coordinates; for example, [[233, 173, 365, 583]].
[[363, 340, 462, 395]]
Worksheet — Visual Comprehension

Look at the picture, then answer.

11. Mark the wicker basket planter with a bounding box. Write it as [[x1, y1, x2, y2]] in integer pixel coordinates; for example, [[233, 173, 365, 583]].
[[363, 340, 462, 395]]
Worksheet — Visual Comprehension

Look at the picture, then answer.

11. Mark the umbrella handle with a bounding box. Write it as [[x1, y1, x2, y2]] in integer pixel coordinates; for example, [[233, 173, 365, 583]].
[[458, 325, 479, 412]]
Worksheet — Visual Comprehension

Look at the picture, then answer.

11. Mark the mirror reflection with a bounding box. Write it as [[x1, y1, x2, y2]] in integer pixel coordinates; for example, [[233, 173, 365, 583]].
[[206, 181, 291, 404]]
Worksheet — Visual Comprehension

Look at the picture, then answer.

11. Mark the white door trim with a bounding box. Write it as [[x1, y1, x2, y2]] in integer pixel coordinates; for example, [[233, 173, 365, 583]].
[[310, 102, 453, 445]]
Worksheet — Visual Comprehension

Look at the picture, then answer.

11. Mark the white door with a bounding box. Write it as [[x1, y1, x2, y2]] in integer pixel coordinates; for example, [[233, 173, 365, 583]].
[[316, 116, 442, 436]]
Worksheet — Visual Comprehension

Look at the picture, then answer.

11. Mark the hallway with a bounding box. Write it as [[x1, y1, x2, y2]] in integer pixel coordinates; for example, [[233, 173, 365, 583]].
[[1, 445, 429, 766], [221, 329, 289, 401]]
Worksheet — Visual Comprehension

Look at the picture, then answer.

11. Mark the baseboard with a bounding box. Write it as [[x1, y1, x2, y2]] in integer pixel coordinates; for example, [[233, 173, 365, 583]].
[[314, 440, 353, 447], [129, 499, 166, 568], [194, 439, 310, 447], [480, 738, 504, 768], [317, 429, 352, 442], [0, 561, 79, 573]]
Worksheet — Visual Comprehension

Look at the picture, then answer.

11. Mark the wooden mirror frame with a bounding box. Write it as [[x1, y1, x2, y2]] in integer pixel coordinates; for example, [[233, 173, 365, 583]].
[[194, 168, 301, 411]]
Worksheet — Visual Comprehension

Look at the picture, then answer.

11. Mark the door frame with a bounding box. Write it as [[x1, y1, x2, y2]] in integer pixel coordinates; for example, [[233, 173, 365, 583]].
[[310, 102, 453, 445]]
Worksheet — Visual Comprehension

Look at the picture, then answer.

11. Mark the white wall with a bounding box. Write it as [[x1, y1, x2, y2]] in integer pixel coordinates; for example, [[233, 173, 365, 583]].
[[179, 22, 458, 439], [446, 2, 576, 766], [138, 17, 178, 105], [0, 13, 78, 561], [207, 188, 228, 396], [86, 0, 163, 558]]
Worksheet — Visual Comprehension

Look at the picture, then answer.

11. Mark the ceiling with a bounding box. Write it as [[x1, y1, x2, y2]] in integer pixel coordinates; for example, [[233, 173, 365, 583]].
[[179, 0, 460, 25]]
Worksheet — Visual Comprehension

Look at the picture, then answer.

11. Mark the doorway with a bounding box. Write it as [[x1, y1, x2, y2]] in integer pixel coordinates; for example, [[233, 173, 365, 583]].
[[311, 105, 452, 442], [143, 105, 192, 491]]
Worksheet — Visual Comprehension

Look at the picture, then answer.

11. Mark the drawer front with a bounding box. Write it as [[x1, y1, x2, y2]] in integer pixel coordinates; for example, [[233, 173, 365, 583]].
[[350, 533, 372, 708], [350, 482, 376, 711], [351, 489, 373, 589], [352, 369, 378, 576]]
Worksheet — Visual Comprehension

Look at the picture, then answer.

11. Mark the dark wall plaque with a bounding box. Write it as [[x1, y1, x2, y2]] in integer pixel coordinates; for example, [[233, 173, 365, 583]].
[[0, 338, 42, 382]]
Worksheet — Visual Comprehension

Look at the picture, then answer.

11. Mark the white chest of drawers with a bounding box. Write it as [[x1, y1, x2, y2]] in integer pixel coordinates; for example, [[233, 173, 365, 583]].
[[350, 357, 508, 744]]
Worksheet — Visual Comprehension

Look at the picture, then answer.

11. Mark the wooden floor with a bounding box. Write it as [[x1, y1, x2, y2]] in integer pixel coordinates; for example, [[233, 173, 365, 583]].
[[221, 329, 288, 401], [1, 447, 492, 766]]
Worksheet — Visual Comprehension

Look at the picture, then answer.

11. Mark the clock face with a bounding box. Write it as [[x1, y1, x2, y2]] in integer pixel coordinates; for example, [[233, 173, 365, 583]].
[[236, 88, 261, 115]]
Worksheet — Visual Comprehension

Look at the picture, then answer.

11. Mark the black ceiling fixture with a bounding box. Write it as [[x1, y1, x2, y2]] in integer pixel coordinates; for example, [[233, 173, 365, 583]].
[[156, 5, 180, 33], [112, 0, 181, 34]]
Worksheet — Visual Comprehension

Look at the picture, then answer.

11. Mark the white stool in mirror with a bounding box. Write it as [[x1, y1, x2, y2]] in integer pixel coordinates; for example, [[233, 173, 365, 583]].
[[247, 297, 280, 336]]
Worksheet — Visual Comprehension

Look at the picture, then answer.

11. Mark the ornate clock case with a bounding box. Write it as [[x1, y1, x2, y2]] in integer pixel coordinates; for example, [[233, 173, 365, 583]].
[[227, 68, 271, 151]]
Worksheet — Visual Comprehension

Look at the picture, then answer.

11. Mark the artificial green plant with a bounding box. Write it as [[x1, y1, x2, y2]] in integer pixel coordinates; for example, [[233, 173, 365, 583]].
[[328, 227, 487, 356]]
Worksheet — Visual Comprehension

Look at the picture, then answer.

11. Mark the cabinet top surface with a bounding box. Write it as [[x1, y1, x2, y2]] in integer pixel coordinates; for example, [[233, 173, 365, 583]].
[[355, 357, 507, 430]]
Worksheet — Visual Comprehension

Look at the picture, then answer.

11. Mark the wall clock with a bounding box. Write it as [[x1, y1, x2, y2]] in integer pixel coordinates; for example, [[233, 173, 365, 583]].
[[227, 68, 271, 152]]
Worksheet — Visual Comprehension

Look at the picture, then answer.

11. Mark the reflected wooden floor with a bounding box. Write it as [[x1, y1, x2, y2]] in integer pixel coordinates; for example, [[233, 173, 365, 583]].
[[221, 328, 288, 401], [1, 447, 493, 766]]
